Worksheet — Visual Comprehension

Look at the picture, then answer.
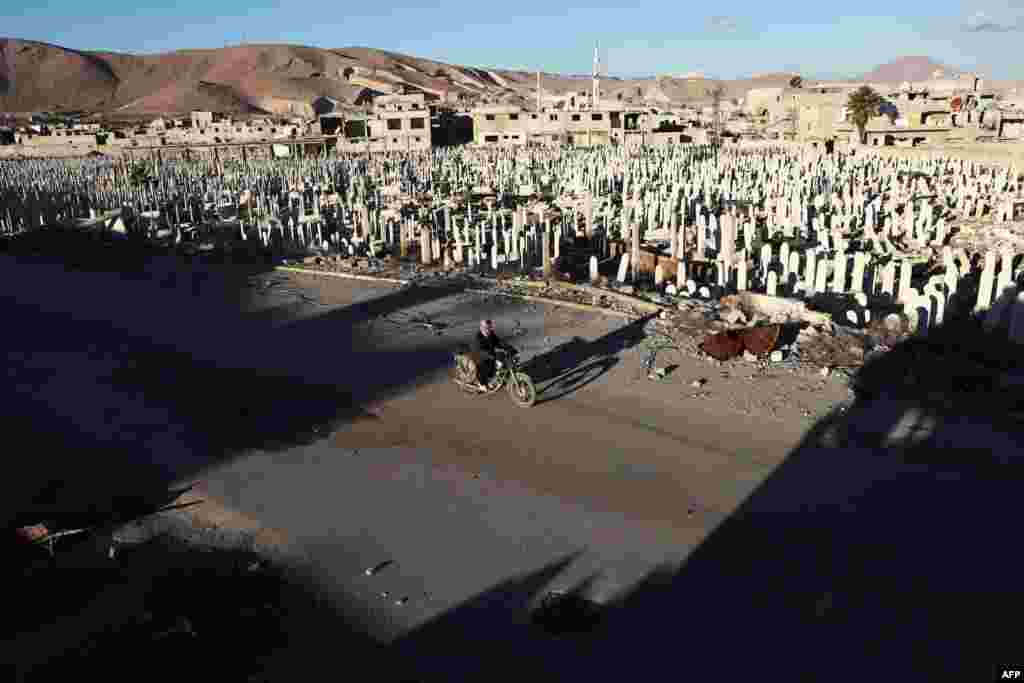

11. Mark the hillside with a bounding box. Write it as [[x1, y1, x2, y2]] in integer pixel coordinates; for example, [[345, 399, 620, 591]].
[[861, 56, 959, 84], [0, 39, 12, 97], [0, 38, 816, 117], [7, 39, 968, 118]]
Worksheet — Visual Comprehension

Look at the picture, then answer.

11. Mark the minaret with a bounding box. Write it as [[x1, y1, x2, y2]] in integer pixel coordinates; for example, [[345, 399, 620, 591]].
[[592, 43, 600, 110]]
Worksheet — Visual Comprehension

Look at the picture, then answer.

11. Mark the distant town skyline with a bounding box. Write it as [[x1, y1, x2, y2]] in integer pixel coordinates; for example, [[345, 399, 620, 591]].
[[2, 0, 1021, 80]]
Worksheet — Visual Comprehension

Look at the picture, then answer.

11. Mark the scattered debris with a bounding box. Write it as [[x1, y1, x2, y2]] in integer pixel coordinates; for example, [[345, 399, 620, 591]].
[[381, 311, 450, 334], [719, 307, 748, 325], [531, 590, 603, 636], [364, 560, 395, 577]]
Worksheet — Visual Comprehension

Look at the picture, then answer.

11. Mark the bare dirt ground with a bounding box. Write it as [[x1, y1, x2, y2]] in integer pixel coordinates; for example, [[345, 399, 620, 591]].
[[318, 275, 853, 531], [6, 254, 1016, 681], [1, 255, 845, 678]]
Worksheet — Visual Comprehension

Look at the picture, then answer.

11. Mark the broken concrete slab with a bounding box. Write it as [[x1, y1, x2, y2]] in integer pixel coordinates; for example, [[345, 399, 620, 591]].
[[736, 292, 831, 326]]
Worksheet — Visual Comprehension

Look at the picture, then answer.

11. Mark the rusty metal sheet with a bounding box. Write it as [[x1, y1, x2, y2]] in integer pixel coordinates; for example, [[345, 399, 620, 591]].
[[699, 324, 782, 361], [699, 330, 744, 361], [740, 324, 781, 355]]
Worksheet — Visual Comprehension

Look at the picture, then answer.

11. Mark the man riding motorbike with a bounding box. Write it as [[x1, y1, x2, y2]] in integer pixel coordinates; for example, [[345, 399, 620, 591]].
[[470, 319, 518, 391]]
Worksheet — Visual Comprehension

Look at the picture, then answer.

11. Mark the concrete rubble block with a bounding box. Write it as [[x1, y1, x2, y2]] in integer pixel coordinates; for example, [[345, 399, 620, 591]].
[[736, 292, 830, 326], [719, 307, 748, 326]]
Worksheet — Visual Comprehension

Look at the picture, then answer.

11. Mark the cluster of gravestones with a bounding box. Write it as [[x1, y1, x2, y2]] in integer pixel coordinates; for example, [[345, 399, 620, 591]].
[[2, 144, 1023, 341], [604, 146, 1024, 343], [0, 145, 714, 265]]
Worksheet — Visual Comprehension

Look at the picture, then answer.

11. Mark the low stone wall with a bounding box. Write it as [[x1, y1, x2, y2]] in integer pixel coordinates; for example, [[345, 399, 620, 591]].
[[635, 249, 680, 279], [338, 139, 430, 153], [0, 144, 124, 159], [739, 137, 1024, 167], [863, 142, 1024, 165], [600, 242, 682, 281]]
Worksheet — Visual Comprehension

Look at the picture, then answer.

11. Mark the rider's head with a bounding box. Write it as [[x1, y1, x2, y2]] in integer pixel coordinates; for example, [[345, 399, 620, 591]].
[[480, 319, 495, 336]]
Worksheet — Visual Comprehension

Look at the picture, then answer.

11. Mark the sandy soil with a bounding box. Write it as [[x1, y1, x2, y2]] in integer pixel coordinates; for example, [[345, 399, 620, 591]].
[[0, 256, 859, 681], [6, 251, 1021, 681]]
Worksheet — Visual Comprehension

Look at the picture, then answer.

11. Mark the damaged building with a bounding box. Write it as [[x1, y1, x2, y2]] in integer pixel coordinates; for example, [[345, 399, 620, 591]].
[[781, 73, 1020, 148], [336, 92, 470, 152], [469, 102, 687, 147], [337, 93, 431, 152]]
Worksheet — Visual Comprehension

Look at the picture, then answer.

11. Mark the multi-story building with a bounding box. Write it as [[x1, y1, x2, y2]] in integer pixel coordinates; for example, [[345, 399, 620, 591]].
[[469, 103, 657, 147], [789, 73, 994, 147], [745, 87, 790, 123], [337, 93, 432, 152], [190, 111, 214, 130]]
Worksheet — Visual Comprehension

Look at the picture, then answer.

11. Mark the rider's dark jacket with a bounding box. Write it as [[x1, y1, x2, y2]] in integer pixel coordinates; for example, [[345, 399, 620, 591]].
[[473, 331, 514, 359]]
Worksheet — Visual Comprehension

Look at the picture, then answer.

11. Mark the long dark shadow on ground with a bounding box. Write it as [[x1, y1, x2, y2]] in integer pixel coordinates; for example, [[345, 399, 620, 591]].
[[525, 313, 654, 404], [386, 313, 1024, 682], [4, 528, 403, 683], [16, 237, 1021, 680], [0, 245, 468, 530]]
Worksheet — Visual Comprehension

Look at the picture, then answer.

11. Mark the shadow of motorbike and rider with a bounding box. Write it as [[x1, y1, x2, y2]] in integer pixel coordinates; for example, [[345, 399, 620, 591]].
[[519, 314, 657, 405]]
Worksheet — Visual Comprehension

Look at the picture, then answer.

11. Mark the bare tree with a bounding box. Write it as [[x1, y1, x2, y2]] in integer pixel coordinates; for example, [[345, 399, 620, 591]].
[[788, 75, 804, 139], [707, 85, 725, 146]]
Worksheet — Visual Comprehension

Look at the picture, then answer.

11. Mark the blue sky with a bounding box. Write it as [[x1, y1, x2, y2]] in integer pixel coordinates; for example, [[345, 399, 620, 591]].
[[4, 0, 1024, 79]]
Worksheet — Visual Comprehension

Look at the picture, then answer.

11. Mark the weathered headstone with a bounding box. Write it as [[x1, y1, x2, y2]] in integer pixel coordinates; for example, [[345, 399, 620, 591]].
[[804, 249, 818, 296], [616, 253, 630, 283], [832, 251, 848, 293], [997, 248, 1014, 300], [542, 223, 552, 278], [975, 251, 997, 313], [850, 252, 867, 293], [814, 260, 830, 295], [760, 244, 772, 284], [897, 260, 913, 303]]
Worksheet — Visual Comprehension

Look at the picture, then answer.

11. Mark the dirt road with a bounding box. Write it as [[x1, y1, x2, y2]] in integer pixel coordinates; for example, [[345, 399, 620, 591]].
[[184, 270, 854, 647], [8, 254, 935, 681]]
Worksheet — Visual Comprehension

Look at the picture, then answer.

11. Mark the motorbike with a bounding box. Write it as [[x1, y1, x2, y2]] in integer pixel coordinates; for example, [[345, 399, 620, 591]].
[[452, 348, 537, 408]]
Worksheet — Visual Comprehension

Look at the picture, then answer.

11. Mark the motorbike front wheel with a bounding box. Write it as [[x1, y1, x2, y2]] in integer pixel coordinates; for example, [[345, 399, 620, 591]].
[[508, 373, 537, 408]]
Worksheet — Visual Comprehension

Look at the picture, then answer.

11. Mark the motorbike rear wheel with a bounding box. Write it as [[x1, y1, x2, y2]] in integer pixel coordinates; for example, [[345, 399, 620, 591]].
[[452, 357, 479, 394], [508, 373, 537, 408]]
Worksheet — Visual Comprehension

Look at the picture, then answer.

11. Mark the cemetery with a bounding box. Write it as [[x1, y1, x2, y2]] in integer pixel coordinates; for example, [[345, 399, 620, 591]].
[[7, 30, 1024, 681], [4, 141, 1023, 376]]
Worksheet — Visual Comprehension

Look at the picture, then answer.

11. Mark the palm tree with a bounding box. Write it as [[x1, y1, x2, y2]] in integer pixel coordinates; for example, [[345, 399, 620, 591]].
[[128, 162, 152, 188], [846, 85, 883, 145]]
